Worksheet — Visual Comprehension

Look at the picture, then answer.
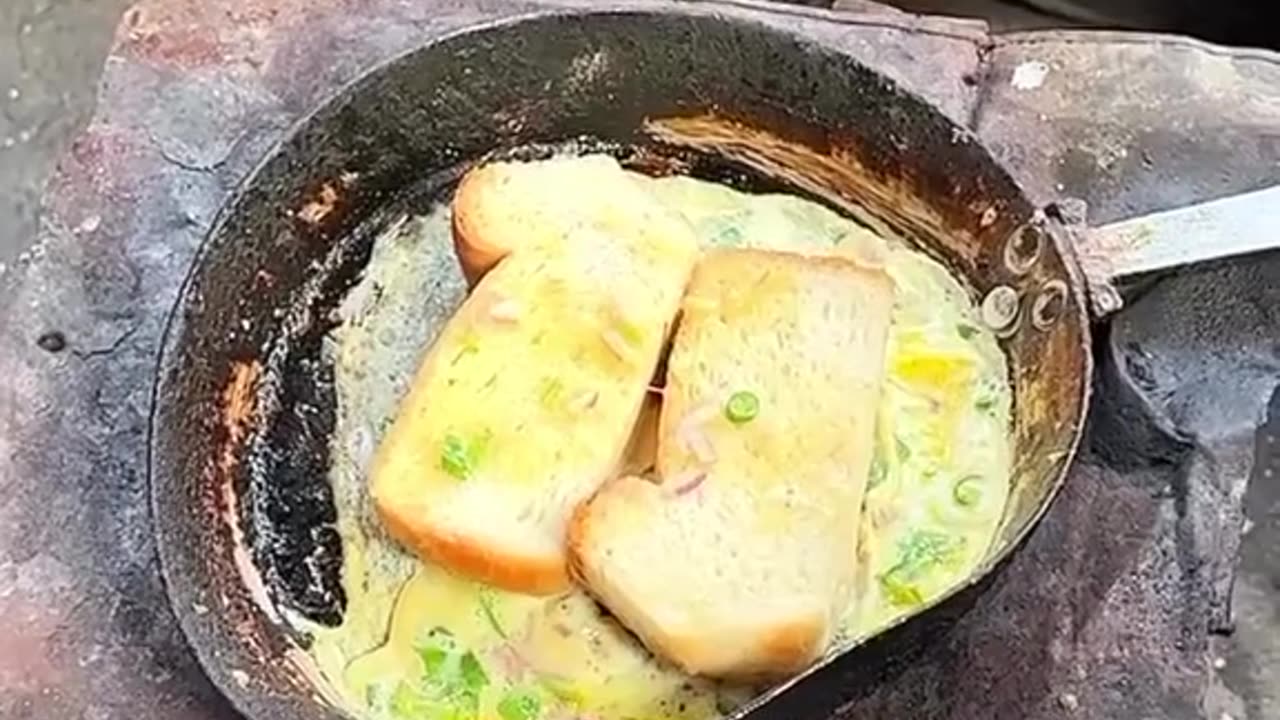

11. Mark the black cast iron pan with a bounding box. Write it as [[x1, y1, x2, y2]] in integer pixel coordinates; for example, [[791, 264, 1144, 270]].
[[147, 6, 1279, 720]]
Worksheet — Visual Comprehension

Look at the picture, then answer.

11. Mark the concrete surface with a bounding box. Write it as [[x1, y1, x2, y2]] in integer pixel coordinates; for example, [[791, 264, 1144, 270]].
[[1217, 395, 1280, 720], [0, 0, 134, 272], [840, 0, 1085, 30]]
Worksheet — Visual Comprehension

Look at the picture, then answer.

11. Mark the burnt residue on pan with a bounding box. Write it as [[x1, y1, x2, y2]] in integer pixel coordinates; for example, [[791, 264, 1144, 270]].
[[233, 168, 471, 630], [247, 311, 345, 626]]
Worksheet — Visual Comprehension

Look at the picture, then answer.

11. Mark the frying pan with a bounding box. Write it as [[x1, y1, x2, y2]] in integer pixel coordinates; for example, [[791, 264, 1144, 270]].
[[147, 7, 1279, 720]]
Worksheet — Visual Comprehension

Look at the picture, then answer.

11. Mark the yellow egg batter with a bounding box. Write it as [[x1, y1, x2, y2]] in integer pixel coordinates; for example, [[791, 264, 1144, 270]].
[[296, 170, 1013, 720]]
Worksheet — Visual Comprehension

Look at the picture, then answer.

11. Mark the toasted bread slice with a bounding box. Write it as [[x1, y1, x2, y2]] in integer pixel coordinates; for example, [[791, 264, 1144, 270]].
[[451, 154, 635, 285], [371, 157, 700, 595], [569, 249, 894, 678], [451, 155, 676, 475]]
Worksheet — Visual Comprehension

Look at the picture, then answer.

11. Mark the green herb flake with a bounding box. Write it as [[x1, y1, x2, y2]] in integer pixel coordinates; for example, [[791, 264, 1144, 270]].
[[441, 434, 472, 480], [414, 627, 458, 676], [417, 645, 449, 675], [440, 431, 492, 481], [459, 651, 488, 692], [878, 567, 925, 607], [877, 530, 964, 608], [497, 690, 542, 720], [539, 377, 565, 409], [894, 435, 912, 463], [956, 323, 979, 340], [452, 330, 481, 365], [900, 529, 962, 567], [953, 476, 983, 507], [389, 682, 434, 718], [616, 318, 645, 346], [724, 391, 760, 425], [975, 396, 996, 414]]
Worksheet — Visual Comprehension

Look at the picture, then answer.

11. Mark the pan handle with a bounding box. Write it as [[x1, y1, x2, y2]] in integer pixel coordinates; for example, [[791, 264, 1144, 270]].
[[1070, 183, 1280, 316]]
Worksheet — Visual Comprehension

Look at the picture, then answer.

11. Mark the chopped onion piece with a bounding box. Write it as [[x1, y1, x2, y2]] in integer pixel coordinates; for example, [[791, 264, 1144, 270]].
[[489, 298, 522, 322], [671, 470, 708, 496], [601, 329, 633, 361]]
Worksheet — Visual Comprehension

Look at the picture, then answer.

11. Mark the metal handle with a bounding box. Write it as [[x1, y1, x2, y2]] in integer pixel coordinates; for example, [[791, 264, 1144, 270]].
[[1076, 184, 1280, 316]]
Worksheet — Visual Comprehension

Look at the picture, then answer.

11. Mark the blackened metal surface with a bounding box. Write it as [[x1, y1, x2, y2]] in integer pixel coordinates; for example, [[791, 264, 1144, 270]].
[[0, 2, 1277, 720], [250, 311, 346, 627]]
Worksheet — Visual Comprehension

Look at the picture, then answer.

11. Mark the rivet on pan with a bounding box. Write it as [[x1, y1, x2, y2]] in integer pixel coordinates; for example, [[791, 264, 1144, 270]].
[[1031, 280, 1068, 331], [1003, 223, 1044, 275], [981, 285, 1021, 336]]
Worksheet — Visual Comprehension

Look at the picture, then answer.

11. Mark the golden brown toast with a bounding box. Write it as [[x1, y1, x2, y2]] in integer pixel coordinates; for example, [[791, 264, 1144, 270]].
[[569, 249, 895, 678], [371, 156, 700, 594]]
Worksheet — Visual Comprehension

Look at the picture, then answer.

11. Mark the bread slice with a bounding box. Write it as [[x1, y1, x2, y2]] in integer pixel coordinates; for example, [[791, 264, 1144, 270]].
[[569, 249, 895, 679], [451, 154, 678, 476], [451, 154, 637, 285], [371, 156, 700, 595]]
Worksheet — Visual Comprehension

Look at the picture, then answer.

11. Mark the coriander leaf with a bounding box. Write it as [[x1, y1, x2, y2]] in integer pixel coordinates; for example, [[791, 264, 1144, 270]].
[[414, 627, 458, 676], [877, 530, 964, 608], [894, 435, 912, 463], [497, 690, 542, 720], [615, 317, 645, 346], [417, 645, 449, 676], [459, 651, 488, 692], [539, 377, 564, 409], [878, 567, 925, 608], [440, 432, 492, 481], [956, 323, 979, 340], [899, 529, 962, 568], [441, 434, 471, 479]]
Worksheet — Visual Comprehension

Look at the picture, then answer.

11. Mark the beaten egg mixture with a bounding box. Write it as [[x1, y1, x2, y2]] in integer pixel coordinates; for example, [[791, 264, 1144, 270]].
[[295, 173, 1013, 720]]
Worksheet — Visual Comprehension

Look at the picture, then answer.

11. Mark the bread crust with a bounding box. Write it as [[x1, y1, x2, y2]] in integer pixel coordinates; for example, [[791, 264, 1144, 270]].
[[377, 498, 570, 593], [450, 164, 510, 286]]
